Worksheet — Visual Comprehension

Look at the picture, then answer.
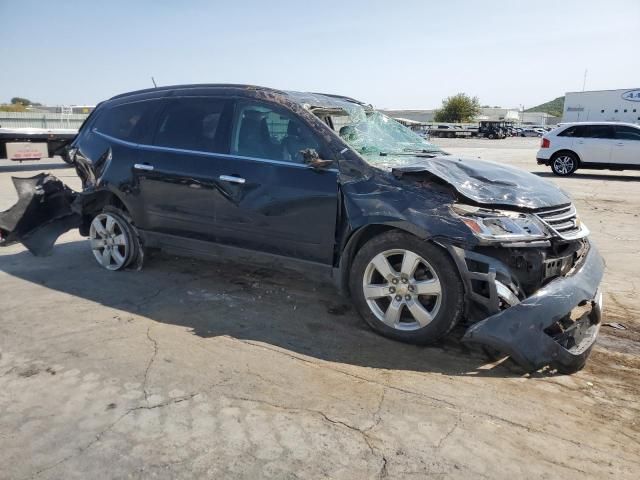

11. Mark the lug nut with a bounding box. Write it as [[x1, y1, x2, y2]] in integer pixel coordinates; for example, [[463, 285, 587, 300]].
[[395, 295, 402, 302], [391, 278, 399, 285], [389, 286, 396, 293], [408, 285, 415, 292], [401, 278, 408, 284], [405, 294, 412, 301]]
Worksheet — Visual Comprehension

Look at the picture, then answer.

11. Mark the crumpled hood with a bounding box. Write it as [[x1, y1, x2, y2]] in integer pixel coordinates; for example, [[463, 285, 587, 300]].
[[391, 155, 571, 210]]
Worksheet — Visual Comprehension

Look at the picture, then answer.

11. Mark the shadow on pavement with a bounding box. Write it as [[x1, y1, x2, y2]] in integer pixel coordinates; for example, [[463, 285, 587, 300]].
[[535, 171, 640, 182], [0, 240, 528, 378]]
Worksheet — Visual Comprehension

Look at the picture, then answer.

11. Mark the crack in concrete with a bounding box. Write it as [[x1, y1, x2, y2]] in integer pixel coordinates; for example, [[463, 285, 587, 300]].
[[27, 393, 199, 479], [142, 326, 159, 403], [222, 393, 390, 476], [363, 387, 386, 434], [435, 416, 461, 450], [231, 337, 640, 464], [0, 366, 17, 377], [234, 339, 459, 409]]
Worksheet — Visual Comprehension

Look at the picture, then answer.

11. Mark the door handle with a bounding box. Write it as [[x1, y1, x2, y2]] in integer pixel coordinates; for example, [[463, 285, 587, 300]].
[[615, 142, 624, 146], [134, 163, 154, 171], [219, 175, 245, 184]]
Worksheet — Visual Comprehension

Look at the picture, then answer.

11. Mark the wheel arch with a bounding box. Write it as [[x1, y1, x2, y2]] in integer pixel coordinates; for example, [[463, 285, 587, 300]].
[[78, 189, 132, 236], [336, 222, 432, 297], [550, 149, 581, 164]]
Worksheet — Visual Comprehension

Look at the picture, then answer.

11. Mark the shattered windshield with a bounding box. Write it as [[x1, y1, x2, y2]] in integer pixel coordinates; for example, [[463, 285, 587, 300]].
[[332, 108, 443, 166]]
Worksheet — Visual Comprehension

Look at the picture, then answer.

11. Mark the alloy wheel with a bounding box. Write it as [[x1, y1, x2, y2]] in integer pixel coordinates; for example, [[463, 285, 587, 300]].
[[553, 156, 574, 175], [89, 213, 130, 270], [362, 249, 442, 331]]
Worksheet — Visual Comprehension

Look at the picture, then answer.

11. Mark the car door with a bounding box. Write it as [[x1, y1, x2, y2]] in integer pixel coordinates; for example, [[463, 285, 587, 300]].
[[131, 96, 234, 242], [571, 125, 615, 164], [210, 99, 339, 265], [612, 125, 640, 165]]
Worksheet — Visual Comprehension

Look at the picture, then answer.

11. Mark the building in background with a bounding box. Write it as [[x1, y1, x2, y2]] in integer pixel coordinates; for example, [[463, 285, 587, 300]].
[[381, 107, 557, 126], [380, 109, 436, 123], [476, 108, 520, 122], [520, 111, 559, 126], [562, 88, 640, 124]]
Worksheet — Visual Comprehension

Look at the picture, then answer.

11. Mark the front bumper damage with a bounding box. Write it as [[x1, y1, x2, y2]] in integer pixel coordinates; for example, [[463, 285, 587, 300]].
[[453, 244, 604, 372]]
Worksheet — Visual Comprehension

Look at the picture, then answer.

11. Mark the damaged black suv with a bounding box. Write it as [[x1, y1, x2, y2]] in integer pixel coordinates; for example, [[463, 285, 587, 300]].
[[0, 85, 604, 373]]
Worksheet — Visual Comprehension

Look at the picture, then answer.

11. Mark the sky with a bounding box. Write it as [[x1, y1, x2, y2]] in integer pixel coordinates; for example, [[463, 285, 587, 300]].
[[1, 0, 638, 109]]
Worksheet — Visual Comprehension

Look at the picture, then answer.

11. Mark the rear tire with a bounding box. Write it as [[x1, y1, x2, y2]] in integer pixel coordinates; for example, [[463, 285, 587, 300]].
[[551, 152, 578, 176], [349, 231, 464, 345], [89, 207, 141, 271]]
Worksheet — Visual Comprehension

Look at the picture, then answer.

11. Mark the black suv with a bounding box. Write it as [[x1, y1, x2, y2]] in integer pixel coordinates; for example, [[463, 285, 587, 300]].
[[0, 85, 604, 373]]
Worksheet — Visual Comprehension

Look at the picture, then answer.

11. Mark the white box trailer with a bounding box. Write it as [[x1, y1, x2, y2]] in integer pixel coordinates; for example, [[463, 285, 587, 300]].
[[563, 88, 640, 124]]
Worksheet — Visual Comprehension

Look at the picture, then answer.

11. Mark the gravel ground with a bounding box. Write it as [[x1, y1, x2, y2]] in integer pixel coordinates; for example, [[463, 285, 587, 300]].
[[0, 140, 638, 479]]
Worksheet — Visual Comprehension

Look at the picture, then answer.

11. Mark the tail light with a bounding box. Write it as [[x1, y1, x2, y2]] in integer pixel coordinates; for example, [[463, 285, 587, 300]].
[[541, 138, 550, 148]]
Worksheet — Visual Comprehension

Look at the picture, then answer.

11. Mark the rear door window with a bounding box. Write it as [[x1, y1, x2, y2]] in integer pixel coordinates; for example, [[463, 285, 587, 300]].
[[94, 101, 158, 143], [615, 126, 640, 141], [153, 97, 232, 153], [231, 101, 325, 163], [579, 125, 616, 139]]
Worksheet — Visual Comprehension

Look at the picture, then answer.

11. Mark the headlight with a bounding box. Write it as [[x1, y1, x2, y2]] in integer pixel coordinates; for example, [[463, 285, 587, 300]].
[[451, 203, 550, 242]]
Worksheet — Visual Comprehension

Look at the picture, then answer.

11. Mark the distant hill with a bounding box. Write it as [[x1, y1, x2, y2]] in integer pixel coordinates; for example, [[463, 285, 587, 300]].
[[526, 96, 564, 117]]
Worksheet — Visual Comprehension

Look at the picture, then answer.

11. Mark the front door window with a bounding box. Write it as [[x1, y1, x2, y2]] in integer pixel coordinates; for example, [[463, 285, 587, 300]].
[[231, 103, 324, 163]]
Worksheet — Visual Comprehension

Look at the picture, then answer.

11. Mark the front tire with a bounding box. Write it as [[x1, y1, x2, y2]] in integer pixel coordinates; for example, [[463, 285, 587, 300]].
[[551, 152, 578, 176], [349, 231, 464, 345], [89, 208, 140, 271]]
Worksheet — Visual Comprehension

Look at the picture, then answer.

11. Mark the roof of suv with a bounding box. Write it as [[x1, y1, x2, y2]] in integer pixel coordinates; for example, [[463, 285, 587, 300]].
[[108, 84, 366, 110]]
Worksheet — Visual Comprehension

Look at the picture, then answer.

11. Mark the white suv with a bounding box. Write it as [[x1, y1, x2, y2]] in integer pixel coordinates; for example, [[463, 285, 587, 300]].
[[536, 122, 640, 176]]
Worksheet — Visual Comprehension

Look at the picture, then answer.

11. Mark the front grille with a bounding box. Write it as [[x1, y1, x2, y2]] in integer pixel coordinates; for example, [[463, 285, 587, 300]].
[[535, 204, 588, 240]]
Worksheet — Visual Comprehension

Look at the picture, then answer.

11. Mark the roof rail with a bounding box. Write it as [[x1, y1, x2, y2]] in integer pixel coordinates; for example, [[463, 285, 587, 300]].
[[109, 84, 285, 101]]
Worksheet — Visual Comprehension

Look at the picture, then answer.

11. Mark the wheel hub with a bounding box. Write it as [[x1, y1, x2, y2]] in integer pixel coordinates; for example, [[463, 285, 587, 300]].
[[362, 248, 442, 331], [89, 213, 129, 271]]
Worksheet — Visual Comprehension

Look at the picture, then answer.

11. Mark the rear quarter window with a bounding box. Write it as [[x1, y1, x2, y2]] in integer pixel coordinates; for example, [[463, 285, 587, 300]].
[[93, 101, 158, 143], [557, 126, 578, 137]]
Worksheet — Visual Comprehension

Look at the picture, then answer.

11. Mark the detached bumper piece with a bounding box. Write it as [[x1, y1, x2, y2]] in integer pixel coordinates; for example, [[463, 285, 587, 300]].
[[462, 245, 604, 373], [0, 173, 81, 256]]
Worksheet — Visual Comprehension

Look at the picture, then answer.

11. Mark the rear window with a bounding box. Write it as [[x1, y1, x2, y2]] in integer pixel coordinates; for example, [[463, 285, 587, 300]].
[[94, 101, 156, 142]]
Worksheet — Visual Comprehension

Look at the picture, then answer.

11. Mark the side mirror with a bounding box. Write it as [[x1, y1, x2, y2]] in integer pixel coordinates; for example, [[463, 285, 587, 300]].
[[301, 148, 333, 169]]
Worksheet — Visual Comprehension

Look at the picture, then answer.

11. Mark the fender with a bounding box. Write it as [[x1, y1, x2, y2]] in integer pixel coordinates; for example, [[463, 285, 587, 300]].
[[334, 220, 433, 296]]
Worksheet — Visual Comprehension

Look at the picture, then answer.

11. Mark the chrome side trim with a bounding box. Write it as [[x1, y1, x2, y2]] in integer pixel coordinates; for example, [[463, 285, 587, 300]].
[[92, 129, 339, 172]]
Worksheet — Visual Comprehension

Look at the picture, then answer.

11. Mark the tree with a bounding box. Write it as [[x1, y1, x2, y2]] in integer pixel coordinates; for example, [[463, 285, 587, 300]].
[[10, 97, 33, 106], [434, 93, 481, 123]]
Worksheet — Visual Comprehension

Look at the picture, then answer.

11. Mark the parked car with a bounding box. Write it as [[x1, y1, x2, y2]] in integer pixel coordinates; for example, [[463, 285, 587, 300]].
[[0, 84, 604, 373], [537, 122, 640, 175], [520, 128, 543, 137]]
